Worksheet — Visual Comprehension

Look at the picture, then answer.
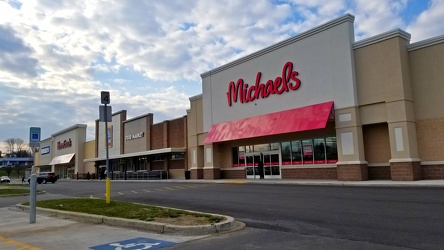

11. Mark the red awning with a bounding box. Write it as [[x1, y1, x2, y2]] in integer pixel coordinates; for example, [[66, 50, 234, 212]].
[[204, 101, 334, 144]]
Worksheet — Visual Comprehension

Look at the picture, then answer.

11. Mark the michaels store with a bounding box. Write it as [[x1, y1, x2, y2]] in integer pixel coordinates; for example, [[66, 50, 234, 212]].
[[186, 14, 444, 181]]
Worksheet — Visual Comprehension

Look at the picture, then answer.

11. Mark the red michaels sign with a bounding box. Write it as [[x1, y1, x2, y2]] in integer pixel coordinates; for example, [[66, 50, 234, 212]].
[[57, 138, 72, 150], [226, 62, 301, 106]]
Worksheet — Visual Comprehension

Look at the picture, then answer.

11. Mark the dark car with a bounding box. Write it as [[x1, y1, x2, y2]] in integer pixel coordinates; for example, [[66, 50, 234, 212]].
[[28, 172, 58, 184]]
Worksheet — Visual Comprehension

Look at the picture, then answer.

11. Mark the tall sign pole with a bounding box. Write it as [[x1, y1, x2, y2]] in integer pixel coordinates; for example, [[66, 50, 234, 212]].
[[29, 127, 40, 223], [100, 91, 111, 204]]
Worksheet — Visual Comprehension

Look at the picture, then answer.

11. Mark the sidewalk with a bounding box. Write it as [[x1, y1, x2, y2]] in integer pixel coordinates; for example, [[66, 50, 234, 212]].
[[0, 207, 210, 250], [77, 178, 444, 188]]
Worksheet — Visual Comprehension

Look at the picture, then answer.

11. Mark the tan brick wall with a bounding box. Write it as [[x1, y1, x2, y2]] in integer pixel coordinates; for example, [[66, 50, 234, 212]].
[[151, 123, 164, 150], [168, 169, 185, 179], [363, 123, 391, 164], [416, 118, 444, 161], [282, 168, 337, 179], [422, 165, 444, 179]]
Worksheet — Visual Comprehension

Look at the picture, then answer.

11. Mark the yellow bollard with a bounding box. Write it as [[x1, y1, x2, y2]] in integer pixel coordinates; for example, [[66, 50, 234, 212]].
[[106, 178, 111, 203]]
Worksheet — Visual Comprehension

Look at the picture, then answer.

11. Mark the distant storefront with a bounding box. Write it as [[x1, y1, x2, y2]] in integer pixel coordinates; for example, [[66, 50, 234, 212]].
[[34, 124, 86, 178], [84, 111, 188, 179]]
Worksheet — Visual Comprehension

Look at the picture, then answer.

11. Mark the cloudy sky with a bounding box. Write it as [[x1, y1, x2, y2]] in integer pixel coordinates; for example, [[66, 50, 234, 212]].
[[1, 0, 443, 153]]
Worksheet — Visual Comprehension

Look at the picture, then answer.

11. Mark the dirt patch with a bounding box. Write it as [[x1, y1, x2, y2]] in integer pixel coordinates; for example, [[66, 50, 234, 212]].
[[153, 215, 215, 226]]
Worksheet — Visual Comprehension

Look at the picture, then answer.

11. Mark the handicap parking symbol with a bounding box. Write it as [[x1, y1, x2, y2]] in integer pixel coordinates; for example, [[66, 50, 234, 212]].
[[90, 237, 176, 250]]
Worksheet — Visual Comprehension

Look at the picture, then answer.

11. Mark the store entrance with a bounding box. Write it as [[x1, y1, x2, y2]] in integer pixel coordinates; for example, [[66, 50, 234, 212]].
[[245, 151, 281, 179]]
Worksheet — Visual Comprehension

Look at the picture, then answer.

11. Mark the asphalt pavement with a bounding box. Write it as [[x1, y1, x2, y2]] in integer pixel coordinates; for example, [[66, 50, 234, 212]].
[[1, 178, 443, 249]]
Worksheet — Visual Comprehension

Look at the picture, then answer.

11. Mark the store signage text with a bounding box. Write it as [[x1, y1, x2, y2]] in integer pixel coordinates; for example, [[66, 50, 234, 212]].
[[226, 61, 301, 106], [125, 132, 144, 141], [57, 138, 72, 150], [41, 146, 50, 155]]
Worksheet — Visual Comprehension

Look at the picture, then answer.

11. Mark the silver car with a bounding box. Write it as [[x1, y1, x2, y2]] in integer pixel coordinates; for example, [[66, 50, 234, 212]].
[[0, 176, 11, 183]]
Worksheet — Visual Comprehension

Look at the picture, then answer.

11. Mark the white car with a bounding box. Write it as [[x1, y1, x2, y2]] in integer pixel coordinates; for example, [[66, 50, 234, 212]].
[[0, 176, 11, 183]]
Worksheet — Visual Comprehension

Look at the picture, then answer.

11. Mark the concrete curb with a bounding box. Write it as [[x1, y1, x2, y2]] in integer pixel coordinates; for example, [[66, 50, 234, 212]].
[[14, 204, 236, 236]]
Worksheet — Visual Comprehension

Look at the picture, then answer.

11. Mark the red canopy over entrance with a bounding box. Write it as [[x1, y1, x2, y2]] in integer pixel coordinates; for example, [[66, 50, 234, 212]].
[[204, 101, 334, 144]]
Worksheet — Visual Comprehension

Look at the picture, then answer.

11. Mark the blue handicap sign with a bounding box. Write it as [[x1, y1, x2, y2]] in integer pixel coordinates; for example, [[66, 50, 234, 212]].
[[90, 237, 175, 250]]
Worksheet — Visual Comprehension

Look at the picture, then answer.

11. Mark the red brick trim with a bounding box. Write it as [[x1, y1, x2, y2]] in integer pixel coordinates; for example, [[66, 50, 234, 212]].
[[221, 169, 246, 179], [337, 164, 368, 181], [422, 165, 444, 179], [281, 168, 337, 179], [204, 168, 220, 180], [368, 166, 391, 180], [390, 161, 421, 181], [191, 168, 203, 179]]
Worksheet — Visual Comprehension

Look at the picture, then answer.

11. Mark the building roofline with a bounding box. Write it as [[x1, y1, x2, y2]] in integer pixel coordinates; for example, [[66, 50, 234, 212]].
[[408, 34, 444, 51], [353, 29, 411, 49], [51, 124, 87, 137]]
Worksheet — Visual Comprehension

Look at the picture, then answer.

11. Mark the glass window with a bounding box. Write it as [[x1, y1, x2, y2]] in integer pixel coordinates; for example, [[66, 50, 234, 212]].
[[270, 143, 280, 150], [291, 140, 302, 165], [245, 145, 254, 153], [239, 151, 245, 166], [232, 147, 239, 166], [152, 155, 164, 161], [281, 142, 291, 165], [254, 144, 270, 152], [326, 137, 338, 163], [170, 153, 185, 160], [314, 138, 326, 164], [302, 139, 314, 164]]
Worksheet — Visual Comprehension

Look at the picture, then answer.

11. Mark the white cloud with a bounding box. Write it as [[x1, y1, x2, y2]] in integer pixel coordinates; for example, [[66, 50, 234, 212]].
[[406, 0, 444, 42]]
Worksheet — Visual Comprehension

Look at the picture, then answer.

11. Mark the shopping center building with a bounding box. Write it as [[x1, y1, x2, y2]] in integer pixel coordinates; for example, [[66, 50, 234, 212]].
[[34, 14, 444, 181], [187, 14, 444, 181]]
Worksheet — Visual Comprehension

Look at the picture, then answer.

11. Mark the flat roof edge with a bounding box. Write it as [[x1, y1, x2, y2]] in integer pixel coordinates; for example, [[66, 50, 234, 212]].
[[51, 124, 87, 137], [408, 35, 444, 51], [353, 29, 411, 49]]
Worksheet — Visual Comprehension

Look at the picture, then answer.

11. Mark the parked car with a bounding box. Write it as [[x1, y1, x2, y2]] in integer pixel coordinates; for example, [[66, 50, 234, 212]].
[[28, 172, 58, 184], [0, 176, 11, 183]]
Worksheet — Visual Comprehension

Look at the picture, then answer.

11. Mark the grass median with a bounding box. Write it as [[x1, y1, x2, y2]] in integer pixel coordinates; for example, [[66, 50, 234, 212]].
[[22, 198, 225, 225]]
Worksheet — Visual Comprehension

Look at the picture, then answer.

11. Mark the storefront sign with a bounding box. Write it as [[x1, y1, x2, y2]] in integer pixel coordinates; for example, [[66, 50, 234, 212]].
[[125, 132, 145, 141], [41, 146, 50, 155], [57, 138, 72, 150], [226, 62, 301, 106]]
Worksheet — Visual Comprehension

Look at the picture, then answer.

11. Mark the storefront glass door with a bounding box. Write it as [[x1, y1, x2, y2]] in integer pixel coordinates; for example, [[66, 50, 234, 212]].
[[245, 151, 281, 179]]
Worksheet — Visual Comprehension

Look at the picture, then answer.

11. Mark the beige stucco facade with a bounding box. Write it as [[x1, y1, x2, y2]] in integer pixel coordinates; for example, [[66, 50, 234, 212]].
[[33, 124, 87, 178], [187, 14, 444, 181]]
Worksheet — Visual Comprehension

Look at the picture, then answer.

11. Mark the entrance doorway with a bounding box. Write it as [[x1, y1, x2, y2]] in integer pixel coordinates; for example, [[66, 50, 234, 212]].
[[245, 151, 281, 179]]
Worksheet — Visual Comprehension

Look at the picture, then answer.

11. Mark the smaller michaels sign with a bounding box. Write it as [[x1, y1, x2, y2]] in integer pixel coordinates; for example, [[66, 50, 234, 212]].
[[125, 132, 144, 141], [41, 146, 50, 155]]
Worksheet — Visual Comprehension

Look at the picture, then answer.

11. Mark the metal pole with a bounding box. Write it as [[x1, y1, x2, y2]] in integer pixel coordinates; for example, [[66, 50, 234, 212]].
[[105, 103, 111, 203], [29, 164, 37, 223]]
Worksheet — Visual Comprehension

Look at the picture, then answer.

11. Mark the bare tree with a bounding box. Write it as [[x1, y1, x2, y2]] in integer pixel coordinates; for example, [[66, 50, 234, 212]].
[[5, 138, 16, 154], [16, 138, 24, 152], [4, 138, 25, 155]]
